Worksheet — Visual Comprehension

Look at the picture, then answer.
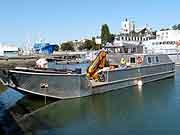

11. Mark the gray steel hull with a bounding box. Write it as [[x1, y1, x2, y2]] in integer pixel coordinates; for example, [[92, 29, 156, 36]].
[[168, 54, 180, 65], [8, 63, 175, 99]]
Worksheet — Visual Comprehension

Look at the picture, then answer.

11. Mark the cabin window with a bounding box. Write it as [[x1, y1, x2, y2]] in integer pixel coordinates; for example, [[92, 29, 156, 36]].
[[131, 48, 136, 53], [155, 56, 160, 63], [130, 57, 136, 64], [124, 48, 128, 53], [147, 57, 152, 64]]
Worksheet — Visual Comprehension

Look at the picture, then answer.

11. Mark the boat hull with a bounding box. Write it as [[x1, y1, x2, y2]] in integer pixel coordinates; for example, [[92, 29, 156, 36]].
[[8, 63, 175, 99], [168, 54, 180, 65]]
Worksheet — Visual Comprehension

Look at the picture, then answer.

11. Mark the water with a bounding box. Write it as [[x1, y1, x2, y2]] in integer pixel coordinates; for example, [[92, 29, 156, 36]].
[[0, 87, 24, 135], [0, 67, 180, 135]]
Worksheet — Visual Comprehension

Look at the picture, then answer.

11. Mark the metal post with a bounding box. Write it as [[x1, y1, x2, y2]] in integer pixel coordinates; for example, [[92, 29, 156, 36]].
[[106, 70, 109, 82], [44, 93, 46, 105]]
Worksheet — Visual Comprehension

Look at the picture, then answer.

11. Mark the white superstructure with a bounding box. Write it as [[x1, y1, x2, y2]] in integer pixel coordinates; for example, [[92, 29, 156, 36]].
[[143, 30, 180, 64], [0, 43, 19, 57]]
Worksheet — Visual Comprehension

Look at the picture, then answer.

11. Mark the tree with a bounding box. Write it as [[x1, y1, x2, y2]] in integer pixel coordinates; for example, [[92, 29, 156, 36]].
[[60, 42, 75, 51], [172, 24, 180, 30], [54, 45, 59, 51], [160, 28, 170, 31], [101, 24, 111, 46], [78, 39, 100, 51], [83, 40, 93, 50], [109, 34, 115, 43]]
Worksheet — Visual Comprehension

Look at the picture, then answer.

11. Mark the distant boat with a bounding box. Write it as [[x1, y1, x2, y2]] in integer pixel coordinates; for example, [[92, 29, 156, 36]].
[[143, 30, 180, 65], [33, 42, 59, 55]]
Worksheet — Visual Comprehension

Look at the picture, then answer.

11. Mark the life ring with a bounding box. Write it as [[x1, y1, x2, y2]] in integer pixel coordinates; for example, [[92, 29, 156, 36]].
[[176, 40, 180, 47], [120, 58, 126, 65], [136, 56, 143, 64]]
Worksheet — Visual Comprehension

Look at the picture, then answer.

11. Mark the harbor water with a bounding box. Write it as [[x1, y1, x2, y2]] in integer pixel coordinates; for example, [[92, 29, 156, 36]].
[[1, 66, 180, 135]]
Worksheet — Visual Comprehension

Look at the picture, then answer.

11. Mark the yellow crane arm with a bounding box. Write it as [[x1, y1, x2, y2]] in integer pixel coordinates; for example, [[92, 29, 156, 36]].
[[87, 50, 107, 81]]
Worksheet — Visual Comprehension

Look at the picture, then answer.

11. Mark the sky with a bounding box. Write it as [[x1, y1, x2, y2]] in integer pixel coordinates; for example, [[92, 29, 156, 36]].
[[0, 0, 180, 46]]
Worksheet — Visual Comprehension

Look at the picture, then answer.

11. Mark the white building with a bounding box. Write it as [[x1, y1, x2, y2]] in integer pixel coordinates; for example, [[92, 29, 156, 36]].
[[114, 19, 155, 44], [143, 29, 180, 64], [95, 37, 101, 45], [156, 30, 180, 41], [0, 43, 19, 57], [121, 18, 135, 34]]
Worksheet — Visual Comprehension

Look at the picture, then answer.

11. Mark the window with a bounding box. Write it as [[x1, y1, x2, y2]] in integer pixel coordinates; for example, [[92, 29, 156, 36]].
[[170, 41, 173, 44], [130, 57, 136, 64], [155, 56, 159, 63], [147, 57, 152, 64]]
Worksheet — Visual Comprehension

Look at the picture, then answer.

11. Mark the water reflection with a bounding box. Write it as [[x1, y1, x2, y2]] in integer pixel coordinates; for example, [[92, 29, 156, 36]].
[[0, 85, 24, 135], [0, 67, 180, 135], [16, 77, 179, 135]]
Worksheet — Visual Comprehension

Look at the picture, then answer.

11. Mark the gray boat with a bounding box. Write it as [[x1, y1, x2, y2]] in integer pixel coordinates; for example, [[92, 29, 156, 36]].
[[1, 44, 176, 99]]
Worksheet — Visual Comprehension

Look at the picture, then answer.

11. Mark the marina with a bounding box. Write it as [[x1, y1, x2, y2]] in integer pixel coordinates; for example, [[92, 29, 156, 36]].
[[0, 66, 180, 134], [1, 0, 180, 134]]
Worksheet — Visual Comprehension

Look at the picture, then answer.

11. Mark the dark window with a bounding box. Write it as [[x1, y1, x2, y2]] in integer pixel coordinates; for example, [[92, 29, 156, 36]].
[[130, 57, 136, 63], [155, 56, 159, 63], [147, 57, 152, 63]]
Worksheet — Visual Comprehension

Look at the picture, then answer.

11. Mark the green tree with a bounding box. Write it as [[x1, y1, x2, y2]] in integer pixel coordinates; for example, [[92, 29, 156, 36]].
[[60, 42, 75, 51], [54, 45, 59, 51], [160, 28, 170, 31], [172, 24, 180, 30], [109, 34, 115, 43], [78, 39, 100, 51], [101, 24, 111, 46]]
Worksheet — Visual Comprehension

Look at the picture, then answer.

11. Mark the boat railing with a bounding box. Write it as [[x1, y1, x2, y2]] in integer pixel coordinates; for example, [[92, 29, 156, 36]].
[[14, 67, 82, 74]]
